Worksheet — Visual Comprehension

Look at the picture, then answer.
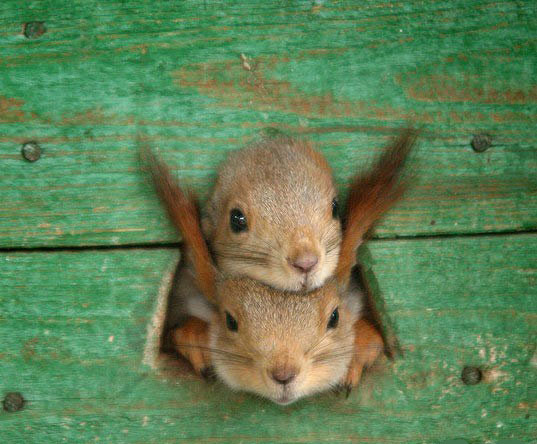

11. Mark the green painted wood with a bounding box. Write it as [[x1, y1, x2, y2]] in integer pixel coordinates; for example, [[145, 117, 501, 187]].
[[0, 0, 536, 248], [1, 236, 535, 443]]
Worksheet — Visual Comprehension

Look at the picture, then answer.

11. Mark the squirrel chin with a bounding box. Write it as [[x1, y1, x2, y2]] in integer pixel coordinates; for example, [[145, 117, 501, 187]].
[[273, 394, 296, 405]]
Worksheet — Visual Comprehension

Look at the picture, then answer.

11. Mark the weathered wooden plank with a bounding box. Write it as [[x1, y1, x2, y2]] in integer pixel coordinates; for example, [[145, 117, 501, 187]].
[[1, 236, 534, 442], [0, 0, 536, 248]]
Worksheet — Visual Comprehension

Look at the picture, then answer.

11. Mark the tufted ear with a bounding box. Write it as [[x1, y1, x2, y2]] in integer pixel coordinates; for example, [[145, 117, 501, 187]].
[[336, 128, 418, 287], [140, 144, 217, 304]]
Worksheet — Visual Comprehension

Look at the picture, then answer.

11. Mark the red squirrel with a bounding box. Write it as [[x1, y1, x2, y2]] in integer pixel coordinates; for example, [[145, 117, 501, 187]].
[[143, 129, 416, 403]]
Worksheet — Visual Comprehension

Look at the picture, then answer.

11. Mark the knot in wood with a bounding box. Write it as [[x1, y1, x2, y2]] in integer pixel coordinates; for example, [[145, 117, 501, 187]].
[[23, 22, 46, 39]]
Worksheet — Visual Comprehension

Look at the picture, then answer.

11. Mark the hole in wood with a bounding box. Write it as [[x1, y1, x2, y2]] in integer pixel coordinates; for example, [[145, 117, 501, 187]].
[[143, 251, 393, 388], [352, 263, 396, 360], [142, 255, 203, 379]]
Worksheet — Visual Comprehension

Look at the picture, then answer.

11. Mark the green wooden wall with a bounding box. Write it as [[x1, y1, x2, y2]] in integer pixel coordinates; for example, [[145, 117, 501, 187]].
[[0, 1, 535, 443]]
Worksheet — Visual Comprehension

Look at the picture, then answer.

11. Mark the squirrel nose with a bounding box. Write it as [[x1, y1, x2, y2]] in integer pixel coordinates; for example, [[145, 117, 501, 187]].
[[291, 253, 318, 274], [270, 366, 297, 385]]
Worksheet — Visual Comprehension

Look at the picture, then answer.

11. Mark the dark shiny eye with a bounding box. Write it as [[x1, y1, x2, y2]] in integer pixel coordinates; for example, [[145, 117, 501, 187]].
[[225, 311, 238, 332], [230, 208, 248, 233], [331, 198, 339, 219], [327, 307, 339, 329]]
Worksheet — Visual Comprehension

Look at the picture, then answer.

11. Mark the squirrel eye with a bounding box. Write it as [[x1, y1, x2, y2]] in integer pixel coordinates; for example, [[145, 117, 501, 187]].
[[327, 307, 339, 329], [225, 311, 239, 332], [230, 208, 248, 233], [331, 198, 339, 219]]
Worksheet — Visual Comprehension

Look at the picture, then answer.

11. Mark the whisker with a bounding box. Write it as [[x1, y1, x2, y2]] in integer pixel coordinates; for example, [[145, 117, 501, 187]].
[[256, 234, 282, 258], [313, 349, 355, 364], [215, 254, 268, 266], [211, 357, 251, 368], [307, 330, 355, 356], [174, 343, 252, 364], [212, 240, 276, 266], [213, 244, 269, 257], [309, 334, 356, 364], [322, 225, 341, 255]]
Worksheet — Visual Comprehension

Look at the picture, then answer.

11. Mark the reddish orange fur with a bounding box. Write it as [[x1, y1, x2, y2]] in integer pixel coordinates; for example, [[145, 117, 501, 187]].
[[141, 146, 217, 303], [336, 128, 418, 285], [141, 131, 415, 396], [345, 319, 384, 388], [172, 317, 211, 374]]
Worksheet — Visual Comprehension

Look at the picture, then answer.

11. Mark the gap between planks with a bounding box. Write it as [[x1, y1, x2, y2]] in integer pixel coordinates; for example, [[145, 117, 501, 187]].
[[0, 229, 535, 254]]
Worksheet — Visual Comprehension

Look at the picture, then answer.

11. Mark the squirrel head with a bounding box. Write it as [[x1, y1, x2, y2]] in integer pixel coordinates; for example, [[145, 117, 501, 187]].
[[209, 278, 357, 405], [203, 137, 341, 292]]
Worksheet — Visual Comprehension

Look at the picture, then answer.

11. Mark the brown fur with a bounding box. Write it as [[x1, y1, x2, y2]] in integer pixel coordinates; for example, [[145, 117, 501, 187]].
[[203, 136, 341, 292], [336, 129, 418, 285], [209, 278, 357, 404], [172, 317, 211, 374], [141, 146, 217, 303], [343, 319, 384, 389], [143, 129, 417, 403]]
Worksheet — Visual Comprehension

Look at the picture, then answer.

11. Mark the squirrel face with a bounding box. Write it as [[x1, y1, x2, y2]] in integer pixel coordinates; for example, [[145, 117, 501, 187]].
[[203, 137, 342, 292], [209, 278, 357, 405]]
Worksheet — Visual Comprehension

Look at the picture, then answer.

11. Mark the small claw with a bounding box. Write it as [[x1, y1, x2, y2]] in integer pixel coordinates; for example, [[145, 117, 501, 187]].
[[345, 384, 352, 399], [341, 318, 384, 397], [332, 385, 343, 397], [200, 366, 216, 382], [172, 317, 212, 376]]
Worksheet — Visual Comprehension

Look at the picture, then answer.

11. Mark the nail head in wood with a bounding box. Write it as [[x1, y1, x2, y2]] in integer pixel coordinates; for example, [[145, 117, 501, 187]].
[[461, 366, 482, 385], [471, 134, 492, 153], [3, 392, 25, 412], [23, 22, 46, 39], [21, 142, 41, 162]]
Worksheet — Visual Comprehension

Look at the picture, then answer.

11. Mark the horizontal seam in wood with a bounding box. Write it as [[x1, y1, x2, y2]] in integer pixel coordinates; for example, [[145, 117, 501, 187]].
[[0, 229, 536, 253]]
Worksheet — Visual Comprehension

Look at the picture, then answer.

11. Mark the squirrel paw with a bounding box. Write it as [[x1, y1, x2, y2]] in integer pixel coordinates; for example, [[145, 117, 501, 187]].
[[343, 361, 364, 395], [343, 319, 384, 394], [171, 316, 212, 377]]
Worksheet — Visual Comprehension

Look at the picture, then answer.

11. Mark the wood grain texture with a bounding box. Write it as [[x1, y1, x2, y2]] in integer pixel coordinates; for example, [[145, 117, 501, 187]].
[[1, 236, 535, 443], [0, 0, 536, 248]]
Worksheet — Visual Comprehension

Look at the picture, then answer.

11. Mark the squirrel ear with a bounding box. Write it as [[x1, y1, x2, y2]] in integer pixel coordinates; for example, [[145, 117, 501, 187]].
[[140, 144, 218, 304], [336, 128, 418, 286]]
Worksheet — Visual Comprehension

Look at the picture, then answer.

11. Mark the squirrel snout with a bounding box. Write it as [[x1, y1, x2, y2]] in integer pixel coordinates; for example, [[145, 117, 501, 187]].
[[270, 366, 298, 385], [289, 252, 318, 274]]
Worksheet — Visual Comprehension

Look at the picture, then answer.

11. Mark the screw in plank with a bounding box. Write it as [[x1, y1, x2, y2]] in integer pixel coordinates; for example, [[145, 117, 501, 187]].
[[471, 134, 492, 153], [461, 366, 482, 385], [23, 22, 46, 39], [21, 141, 42, 162], [3, 392, 25, 412]]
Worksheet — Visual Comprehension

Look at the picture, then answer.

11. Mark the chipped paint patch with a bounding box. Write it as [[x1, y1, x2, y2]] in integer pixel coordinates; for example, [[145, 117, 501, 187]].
[[0, 96, 26, 122], [483, 367, 509, 383], [531, 349, 537, 368], [172, 58, 409, 121]]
